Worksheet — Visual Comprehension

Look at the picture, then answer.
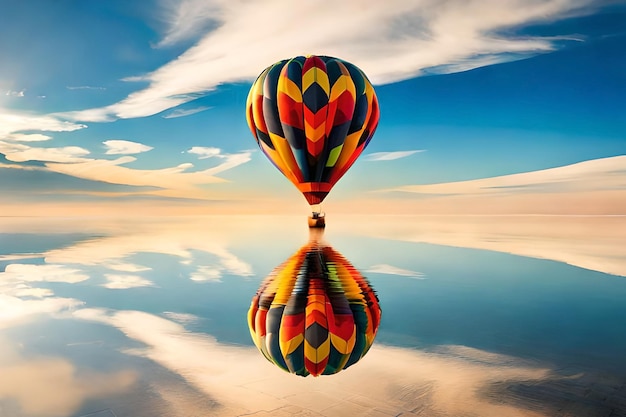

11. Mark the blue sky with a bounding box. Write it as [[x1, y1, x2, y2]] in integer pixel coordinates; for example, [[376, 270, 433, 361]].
[[0, 0, 624, 214]]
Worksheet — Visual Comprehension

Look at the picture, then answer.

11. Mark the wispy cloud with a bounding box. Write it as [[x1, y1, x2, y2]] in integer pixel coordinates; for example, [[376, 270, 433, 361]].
[[44, 150, 252, 199], [45, 156, 214, 187], [61, 0, 598, 121], [0, 141, 90, 163], [157, 0, 223, 47], [0, 134, 251, 200], [365, 150, 425, 161], [5, 89, 25, 97], [162, 106, 211, 119], [5, 133, 52, 142], [103, 139, 154, 155], [186, 147, 254, 178], [388, 155, 626, 195], [66, 85, 106, 91], [102, 274, 154, 289], [0, 109, 86, 139], [187, 146, 221, 159], [366, 263, 426, 278], [199, 151, 252, 176]]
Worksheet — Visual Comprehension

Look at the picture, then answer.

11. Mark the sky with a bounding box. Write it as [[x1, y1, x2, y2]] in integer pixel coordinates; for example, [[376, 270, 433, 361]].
[[0, 0, 624, 215]]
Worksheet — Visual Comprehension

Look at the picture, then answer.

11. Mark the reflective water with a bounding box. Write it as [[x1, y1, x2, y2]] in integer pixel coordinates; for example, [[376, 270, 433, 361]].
[[1, 215, 625, 417]]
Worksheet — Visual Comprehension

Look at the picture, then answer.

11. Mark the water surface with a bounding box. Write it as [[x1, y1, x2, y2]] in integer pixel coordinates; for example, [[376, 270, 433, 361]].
[[1, 215, 625, 417]]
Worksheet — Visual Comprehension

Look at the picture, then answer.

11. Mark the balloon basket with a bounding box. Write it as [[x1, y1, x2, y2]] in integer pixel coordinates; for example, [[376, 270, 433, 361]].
[[308, 212, 326, 228]]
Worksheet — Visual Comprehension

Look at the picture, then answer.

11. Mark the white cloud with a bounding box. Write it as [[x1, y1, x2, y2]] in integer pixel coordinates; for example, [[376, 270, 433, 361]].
[[182, 147, 257, 177], [44, 152, 252, 199], [66, 85, 106, 91], [0, 135, 250, 199], [62, 0, 597, 121], [187, 146, 221, 159], [366, 263, 425, 278], [102, 274, 154, 289], [0, 109, 86, 139], [5, 133, 52, 142], [157, 0, 223, 47], [5, 89, 25, 97], [0, 141, 90, 163], [388, 155, 626, 195], [364, 150, 425, 161], [103, 139, 154, 155], [54, 106, 115, 123], [162, 106, 211, 118], [201, 151, 252, 176]]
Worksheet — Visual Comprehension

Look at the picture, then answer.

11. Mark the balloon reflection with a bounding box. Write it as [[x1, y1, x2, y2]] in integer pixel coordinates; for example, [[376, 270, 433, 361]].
[[248, 231, 381, 377]]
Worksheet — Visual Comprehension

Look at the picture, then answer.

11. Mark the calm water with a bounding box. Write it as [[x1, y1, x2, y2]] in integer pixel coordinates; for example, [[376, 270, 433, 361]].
[[1, 215, 625, 417]]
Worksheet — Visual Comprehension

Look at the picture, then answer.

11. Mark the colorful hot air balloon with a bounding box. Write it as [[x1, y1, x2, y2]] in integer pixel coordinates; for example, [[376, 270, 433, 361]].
[[246, 55, 380, 225], [247, 232, 381, 377]]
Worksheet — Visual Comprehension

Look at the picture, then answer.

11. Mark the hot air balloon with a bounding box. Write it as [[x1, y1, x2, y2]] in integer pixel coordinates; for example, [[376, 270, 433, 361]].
[[246, 55, 380, 227], [247, 230, 381, 377]]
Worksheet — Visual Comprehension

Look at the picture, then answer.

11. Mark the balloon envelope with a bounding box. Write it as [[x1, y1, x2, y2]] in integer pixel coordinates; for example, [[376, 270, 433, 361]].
[[247, 238, 381, 377], [246, 55, 380, 205]]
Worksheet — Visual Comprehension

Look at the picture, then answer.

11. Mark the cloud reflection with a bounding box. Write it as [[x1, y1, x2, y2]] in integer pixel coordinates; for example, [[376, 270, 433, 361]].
[[365, 263, 425, 278], [0, 294, 82, 330], [40, 219, 254, 281], [2, 264, 89, 284], [0, 263, 85, 329], [0, 337, 135, 417], [189, 266, 223, 282], [336, 214, 626, 277], [73, 307, 557, 417], [101, 274, 154, 289]]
